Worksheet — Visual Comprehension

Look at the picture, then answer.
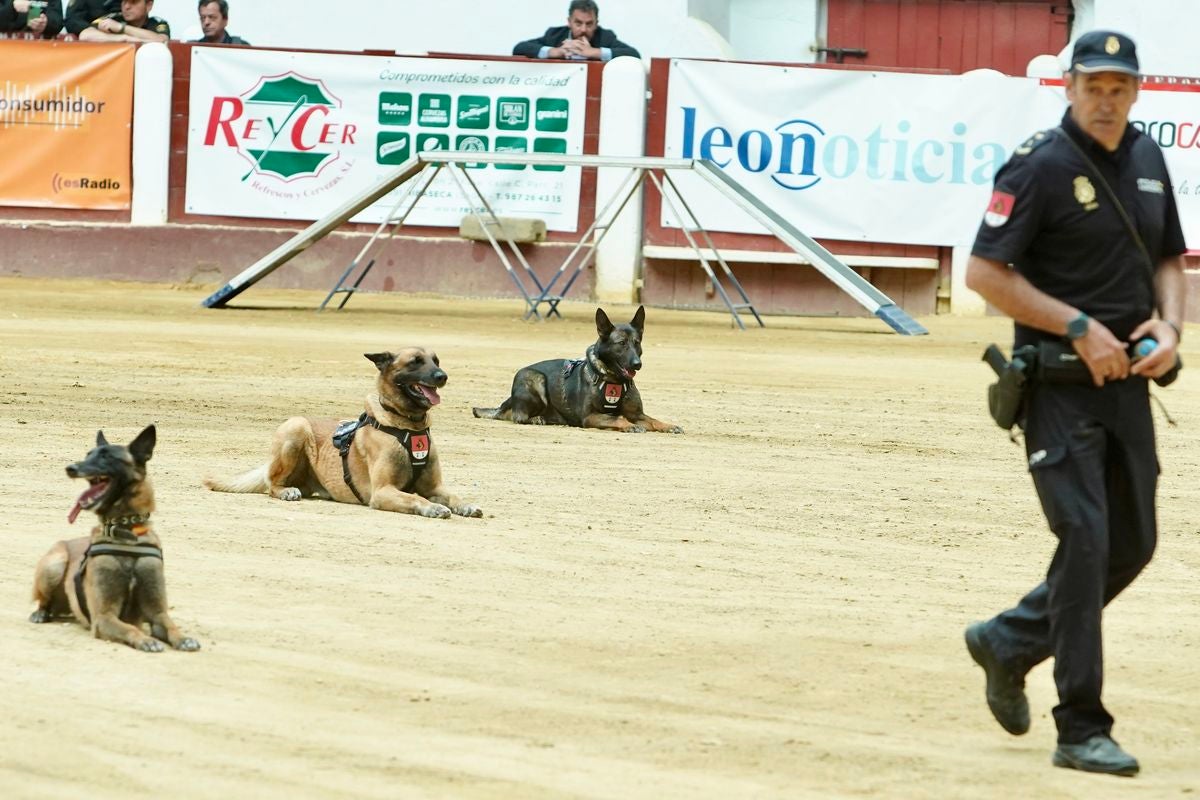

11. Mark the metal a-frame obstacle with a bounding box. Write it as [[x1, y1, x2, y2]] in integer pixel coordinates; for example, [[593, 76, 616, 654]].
[[201, 152, 927, 335]]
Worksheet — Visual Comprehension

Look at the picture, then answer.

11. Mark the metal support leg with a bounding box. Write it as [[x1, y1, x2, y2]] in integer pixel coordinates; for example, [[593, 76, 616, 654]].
[[319, 162, 442, 311]]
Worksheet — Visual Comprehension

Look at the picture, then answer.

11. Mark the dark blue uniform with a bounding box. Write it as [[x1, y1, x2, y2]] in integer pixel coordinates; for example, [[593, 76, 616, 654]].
[[970, 110, 1185, 745]]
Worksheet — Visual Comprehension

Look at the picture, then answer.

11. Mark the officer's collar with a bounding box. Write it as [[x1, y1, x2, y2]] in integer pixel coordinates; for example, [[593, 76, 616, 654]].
[[1060, 110, 1137, 162]]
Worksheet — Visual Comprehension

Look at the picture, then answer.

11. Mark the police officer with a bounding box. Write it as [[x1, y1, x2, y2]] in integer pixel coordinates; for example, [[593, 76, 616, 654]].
[[963, 30, 1186, 777], [72, 0, 169, 41], [0, 0, 65, 38]]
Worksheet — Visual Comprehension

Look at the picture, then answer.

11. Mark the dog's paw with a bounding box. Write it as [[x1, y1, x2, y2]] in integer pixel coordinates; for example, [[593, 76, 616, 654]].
[[419, 503, 452, 519], [175, 637, 201, 652], [29, 608, 50, 624], [137, 638, 166, 653], [666, 425, 684, 434], [277, 487, 302, 501], [453, 504, 484, 518], [625, 425, 646, 433]]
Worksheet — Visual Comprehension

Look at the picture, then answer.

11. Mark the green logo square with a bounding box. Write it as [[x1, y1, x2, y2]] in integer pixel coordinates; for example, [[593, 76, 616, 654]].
[[417, 94, 451, 127], [455, 134, 489, 169], [496, 97, 529, 130], [535, 98, 569, 132], [378, 92, 412, 126], [494, 136, 527, 170], [456, 96, 491, 130], [533, 137, 567, 171], [417, 133, 450, 153], [376, 131, 411, 165]]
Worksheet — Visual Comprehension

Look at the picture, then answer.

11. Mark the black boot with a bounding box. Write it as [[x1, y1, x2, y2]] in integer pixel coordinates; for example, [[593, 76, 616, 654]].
[[964, 622, 1030, 735], [1053, 735, 1139, 776]]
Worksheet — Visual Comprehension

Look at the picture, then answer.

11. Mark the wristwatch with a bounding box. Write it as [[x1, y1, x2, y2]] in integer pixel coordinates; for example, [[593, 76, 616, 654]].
[[1065, 312, 1091, 340]]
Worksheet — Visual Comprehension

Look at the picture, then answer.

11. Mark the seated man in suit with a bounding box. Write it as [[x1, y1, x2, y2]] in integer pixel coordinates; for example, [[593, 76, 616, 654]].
[[513, 0, 639, 61]]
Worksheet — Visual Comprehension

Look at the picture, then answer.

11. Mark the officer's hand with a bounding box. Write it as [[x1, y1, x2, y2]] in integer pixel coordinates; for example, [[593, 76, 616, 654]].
[[1073, 319, 1130, 386], [29, 15, 47, 34], [97, 18, 123, 33], [1129, 318, 1181, 379]]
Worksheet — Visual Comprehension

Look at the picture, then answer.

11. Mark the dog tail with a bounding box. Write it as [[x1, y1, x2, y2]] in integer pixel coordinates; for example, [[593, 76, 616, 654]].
[[472, 398, 512, 420], [203, 464, 270, 494]]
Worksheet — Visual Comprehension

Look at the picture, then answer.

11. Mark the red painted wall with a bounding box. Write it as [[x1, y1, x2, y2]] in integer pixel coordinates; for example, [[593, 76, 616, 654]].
[[824, 0, 1070, 76]]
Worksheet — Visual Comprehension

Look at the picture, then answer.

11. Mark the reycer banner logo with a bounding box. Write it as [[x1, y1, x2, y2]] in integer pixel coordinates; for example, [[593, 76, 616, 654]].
[[202, 72, 356, 183]]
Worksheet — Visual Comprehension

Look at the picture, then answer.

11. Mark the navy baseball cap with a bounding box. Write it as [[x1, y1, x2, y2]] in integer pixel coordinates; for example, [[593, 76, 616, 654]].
[[1070, 30, 1139, 76]]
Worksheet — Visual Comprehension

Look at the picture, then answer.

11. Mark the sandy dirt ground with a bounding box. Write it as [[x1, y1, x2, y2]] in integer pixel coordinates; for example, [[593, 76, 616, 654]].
[[0, 276, 1197, 799]]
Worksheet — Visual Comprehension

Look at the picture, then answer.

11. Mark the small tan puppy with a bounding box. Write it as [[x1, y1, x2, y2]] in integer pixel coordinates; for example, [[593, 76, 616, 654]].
[[206, 348, 482, 519]]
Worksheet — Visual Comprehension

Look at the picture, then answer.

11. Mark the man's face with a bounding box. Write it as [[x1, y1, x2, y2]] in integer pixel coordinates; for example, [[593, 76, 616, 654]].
[[199, 1, 227, 40], [1066, 71, 1139, 151], [121, 0, 151, 26], [567, 9, 597, 41]]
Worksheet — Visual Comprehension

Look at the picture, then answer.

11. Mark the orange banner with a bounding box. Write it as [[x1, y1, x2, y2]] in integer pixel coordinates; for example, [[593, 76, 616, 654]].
[[0, 41, 134, 209]]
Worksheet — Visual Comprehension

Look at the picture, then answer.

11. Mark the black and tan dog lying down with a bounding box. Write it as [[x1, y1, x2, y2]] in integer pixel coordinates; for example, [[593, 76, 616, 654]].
[[30, 425, 201, 652], [473, 306, 683, 434], [205, 348, 482, 519]]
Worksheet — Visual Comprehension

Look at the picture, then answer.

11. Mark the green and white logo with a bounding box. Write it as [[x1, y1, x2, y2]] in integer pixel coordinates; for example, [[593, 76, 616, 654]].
[[534, 137, 567, 171], [378, 92, 412, 126], [535, 98, 569, 133], [376, 131, 410, 165], [496, 97, 530, 130], [457, 96, 491, 130], [417, 133, 449, 152], [455, 134, 489, 169], [210, 72, 344, 181], [495, 136, 528, 170], [417, 94, 451, 127]]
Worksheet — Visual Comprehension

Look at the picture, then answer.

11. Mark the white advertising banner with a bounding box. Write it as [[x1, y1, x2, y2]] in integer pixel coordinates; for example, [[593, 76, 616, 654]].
[[186, 48, 587, 231], [1109, 78, 1200, 250], [663, 60, 1068, 246]]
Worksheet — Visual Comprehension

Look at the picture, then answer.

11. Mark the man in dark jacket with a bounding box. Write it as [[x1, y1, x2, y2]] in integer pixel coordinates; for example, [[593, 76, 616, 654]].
[[193, 0, 249, 45], [64, 0, 118, 35], [513, 0, 639, 61], [0, 0, 64, 37]]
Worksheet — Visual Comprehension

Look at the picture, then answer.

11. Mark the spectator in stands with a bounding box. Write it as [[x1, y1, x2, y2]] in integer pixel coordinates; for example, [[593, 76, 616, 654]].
[[0, 0, 64, 37], [192, 0, 248, 45], [64, 0, 117, 36], [513, 0, 639, 61], [75, 0, 169, 42]]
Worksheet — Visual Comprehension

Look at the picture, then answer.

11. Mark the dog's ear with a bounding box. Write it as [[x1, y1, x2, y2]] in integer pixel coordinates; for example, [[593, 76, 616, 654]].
[[630, 305, 645, 333], [129, 425, 156, 464], [595, 308, 614, 337], [96, 430, 108, 447], [364, 352, 394, 373]]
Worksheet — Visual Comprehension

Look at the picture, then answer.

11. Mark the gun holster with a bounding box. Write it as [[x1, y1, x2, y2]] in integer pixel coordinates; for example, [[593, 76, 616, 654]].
[[983, 344, 1036, 431]]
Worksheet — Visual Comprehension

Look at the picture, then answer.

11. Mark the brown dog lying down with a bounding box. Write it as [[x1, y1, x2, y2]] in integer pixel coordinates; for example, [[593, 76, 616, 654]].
[[205, 348, 483, 519], [29, 425, 201, 653]]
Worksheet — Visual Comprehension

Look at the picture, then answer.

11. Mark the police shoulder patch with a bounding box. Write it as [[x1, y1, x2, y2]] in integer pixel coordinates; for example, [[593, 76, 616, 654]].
[[1013, 129, 1055, 157]]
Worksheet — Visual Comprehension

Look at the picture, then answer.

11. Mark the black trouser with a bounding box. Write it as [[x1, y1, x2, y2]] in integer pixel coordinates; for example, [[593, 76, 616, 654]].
[[984, 377, 1158, 744]]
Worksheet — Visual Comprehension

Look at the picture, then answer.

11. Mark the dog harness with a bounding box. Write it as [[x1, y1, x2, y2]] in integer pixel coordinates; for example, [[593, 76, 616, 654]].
[[72, 516, 163, 624], [333, 412, 431, 504], [562, 350, 628, 414]]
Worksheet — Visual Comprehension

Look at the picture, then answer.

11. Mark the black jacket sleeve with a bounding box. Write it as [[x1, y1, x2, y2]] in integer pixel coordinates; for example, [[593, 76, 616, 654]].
[[512, 26, 562, 58], [42, 0, 64, 37], [0, 0, 63, 36], [0, 2, 19, 33], [597, 27, 639, 59], [65, 0, 117, 35]]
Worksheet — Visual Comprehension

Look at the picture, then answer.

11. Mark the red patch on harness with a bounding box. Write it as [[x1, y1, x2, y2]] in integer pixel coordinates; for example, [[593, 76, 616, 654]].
[[410, 434, 429, 461], [603, 383, 623, 404]]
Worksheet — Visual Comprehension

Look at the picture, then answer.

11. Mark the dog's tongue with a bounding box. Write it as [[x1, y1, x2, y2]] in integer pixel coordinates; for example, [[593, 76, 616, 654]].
[[418, 385, 441, 406], [68, 481, 108, 524]]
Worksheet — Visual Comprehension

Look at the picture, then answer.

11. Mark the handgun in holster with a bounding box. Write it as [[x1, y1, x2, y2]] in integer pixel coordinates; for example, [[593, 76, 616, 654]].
[[982, 344, 1037, 431]]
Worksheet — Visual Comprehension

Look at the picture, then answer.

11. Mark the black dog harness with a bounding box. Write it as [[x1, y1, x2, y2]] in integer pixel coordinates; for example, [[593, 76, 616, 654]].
[[562, 349, 628, 414], [72, 516, 163, 624], [333, 412, 431, 503]]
